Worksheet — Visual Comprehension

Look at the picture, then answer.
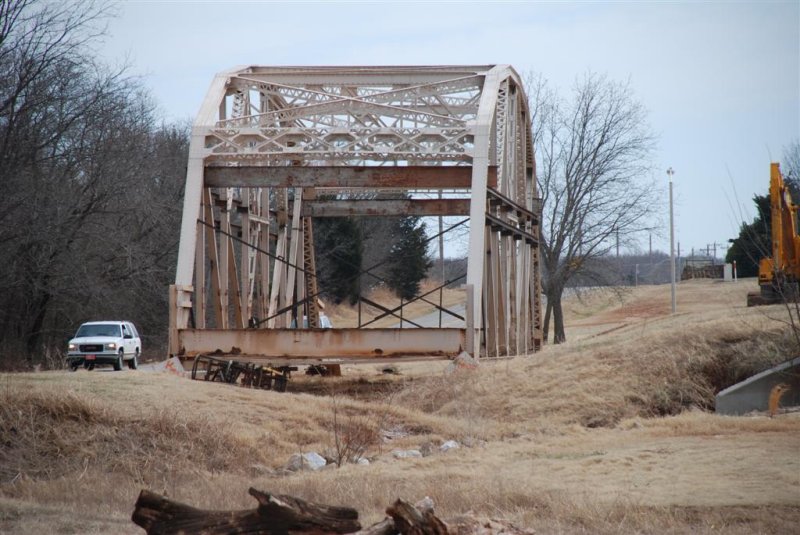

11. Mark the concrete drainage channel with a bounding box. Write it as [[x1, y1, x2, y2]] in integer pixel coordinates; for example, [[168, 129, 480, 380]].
[[715, 357, 800, 415]]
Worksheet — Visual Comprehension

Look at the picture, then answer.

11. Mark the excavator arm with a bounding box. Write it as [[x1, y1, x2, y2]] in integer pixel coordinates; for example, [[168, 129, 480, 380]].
[[749, 163, 800, 305]]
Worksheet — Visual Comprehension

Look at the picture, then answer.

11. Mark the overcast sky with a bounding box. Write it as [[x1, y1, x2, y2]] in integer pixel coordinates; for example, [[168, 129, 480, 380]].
[[100, 0, 799, 258]]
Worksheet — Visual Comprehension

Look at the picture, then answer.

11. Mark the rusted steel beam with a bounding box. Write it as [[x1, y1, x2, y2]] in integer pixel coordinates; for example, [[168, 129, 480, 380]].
[[205, 166, 497, 189], [302, 198, 470, 217], [486, 214, 538, 245], [487, 188, 540, 224], [177, 328, 466, 359]]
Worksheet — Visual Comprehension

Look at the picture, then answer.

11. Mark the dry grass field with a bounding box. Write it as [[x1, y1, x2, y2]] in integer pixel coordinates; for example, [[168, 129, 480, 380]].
[[1, 278, 799, 534]]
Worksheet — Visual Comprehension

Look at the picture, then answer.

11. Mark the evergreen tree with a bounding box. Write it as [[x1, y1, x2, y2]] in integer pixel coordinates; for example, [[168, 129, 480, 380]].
[[387, 217, 432, 300], [313, 191, 434, 304], [726, 194, 770, 277], [314, 217, 363, 304]]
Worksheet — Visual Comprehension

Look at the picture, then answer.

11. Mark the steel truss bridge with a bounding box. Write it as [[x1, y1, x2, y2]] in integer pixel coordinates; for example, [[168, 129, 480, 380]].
[[169, 65, 542, 364]]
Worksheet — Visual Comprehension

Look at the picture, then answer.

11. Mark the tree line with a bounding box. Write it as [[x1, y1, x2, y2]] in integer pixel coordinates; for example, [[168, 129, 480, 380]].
[[0, 0, 187, 367], [0, 0, 432, 367]]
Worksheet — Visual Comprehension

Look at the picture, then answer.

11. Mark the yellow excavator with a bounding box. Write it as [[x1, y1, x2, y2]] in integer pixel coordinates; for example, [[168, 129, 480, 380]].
[[747, 163, 800, 306]]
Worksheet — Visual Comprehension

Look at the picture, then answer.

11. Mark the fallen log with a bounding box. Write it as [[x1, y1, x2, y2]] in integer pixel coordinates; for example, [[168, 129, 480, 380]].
[[354, 518, 396, 535], [132, 489, 533, 535], [386, 498, 448, 535], [132, 487, 360, 534]]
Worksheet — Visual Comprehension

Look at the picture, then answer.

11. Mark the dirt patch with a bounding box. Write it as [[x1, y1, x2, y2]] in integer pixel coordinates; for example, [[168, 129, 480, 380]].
[[290, 375, 411, 401], [604, 299, 670, 321]]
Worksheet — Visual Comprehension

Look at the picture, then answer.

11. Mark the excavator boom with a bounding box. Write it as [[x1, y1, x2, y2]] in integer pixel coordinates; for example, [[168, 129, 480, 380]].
[[748, 163, 800, 306]]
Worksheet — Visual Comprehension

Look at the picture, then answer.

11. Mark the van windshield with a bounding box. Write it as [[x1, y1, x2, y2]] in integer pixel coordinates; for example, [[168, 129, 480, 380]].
[[75, 324, 121, 338]]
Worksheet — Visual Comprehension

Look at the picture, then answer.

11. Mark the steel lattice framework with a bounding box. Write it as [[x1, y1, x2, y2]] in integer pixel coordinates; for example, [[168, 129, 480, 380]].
[[170, 65, 542, 363]]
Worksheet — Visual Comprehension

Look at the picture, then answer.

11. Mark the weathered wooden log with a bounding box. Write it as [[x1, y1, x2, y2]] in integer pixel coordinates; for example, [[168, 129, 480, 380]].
[[132, 488, 532, 535], [354, 518, 396, 535], [131, 487, 361, 535], [382, 497, 533, 535], [386, 498, 448, 535]]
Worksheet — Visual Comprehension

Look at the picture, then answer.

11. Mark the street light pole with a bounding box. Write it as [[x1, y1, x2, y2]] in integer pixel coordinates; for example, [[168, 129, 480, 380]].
[[667, 167, 676, 314]]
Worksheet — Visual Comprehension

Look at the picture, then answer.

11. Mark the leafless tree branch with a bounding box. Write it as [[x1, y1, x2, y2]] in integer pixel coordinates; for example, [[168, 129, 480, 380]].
[[525, 71, 657, 343]]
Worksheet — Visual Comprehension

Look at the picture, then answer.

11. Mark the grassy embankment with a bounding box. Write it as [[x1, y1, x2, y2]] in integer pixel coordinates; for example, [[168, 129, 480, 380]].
[[1, 278, 799, 534]]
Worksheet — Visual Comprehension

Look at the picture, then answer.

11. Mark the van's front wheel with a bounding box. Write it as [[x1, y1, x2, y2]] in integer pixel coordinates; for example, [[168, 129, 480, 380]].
[[114, 350, 123, 371]]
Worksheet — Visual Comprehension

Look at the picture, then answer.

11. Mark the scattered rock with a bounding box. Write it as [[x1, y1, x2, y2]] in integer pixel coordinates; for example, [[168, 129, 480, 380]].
[[378, 364, 400, 374], [445, 351, 479, 375], [321, 450, 338, 465], [462, 437, 487, 448], [356, 457, 370, 466], [381, 427, 410, 442], [440, 440, 460, 452], [249, 463, 273, 477], [286, 452, 327, 472], [391, 449, 422, 459], [419, 442, 436, 457], [448, 514, 535, 535]]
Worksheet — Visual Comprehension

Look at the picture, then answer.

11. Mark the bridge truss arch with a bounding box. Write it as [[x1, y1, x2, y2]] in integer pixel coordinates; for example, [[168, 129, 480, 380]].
[[170, 65, 542, 363]]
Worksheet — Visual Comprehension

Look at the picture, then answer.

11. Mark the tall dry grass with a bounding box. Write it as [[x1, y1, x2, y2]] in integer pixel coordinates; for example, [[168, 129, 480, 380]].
[[0, 386, 264, 485], [394, 281, 798, 431], [1, 279, 799, 534]]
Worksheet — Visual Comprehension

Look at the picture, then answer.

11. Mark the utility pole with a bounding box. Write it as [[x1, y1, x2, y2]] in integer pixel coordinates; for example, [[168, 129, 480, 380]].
[[667, 167, 676, 314], [438, 191, 444, 328], [616, 226, 621, 281]]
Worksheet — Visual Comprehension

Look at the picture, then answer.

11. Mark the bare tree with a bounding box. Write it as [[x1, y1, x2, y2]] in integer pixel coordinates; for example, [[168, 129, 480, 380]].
[[527, 72, 657, 343], [783, 140, 800, 183], [0, 0, 188, 366]]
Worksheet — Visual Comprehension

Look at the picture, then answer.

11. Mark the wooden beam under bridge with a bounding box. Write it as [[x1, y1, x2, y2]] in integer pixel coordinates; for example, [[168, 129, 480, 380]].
[[176, 328, 466, 360], [205, 166, 498, 189]]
